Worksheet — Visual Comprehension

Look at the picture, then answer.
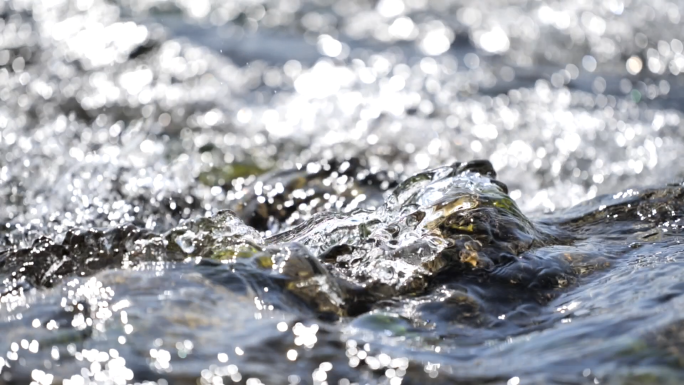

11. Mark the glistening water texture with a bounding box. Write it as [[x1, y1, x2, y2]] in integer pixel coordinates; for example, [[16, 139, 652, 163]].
[[2, 0, 684, 383]]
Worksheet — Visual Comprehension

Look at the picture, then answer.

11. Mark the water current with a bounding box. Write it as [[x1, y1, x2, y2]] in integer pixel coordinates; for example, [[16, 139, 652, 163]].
[[2, 0, 684, 383]]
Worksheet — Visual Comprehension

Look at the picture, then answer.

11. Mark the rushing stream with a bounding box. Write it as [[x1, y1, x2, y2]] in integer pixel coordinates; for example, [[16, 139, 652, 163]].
[[3, 0, 684, 383]]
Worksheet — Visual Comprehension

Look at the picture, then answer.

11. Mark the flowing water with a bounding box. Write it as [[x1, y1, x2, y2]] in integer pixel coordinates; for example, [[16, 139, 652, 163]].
[[3, 0, 684, 384]]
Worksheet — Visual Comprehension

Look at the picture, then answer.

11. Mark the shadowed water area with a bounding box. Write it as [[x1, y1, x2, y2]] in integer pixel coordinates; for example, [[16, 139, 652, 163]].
[[3, 0, 684, 384]]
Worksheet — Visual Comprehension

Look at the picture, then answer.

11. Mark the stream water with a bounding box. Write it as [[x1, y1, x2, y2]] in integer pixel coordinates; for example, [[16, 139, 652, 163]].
[[2, 0, 684, 384]]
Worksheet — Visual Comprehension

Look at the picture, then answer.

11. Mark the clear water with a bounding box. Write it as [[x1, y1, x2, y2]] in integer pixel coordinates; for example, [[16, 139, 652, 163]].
[[2, 0, 684, 383]]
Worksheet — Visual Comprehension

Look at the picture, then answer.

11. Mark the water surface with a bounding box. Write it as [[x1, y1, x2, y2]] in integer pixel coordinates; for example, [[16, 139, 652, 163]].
[[2, 0, 684, 383]]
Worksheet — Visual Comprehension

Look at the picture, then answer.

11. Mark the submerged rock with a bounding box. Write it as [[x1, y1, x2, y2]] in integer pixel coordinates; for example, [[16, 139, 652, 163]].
[[3, 161, 684, 383], [269, 160, 568, 299], [1, 161, 564, 313], [230, 157, 397, 233]]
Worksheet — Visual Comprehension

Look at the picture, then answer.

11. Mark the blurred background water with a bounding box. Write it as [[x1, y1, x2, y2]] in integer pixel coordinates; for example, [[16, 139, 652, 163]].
[[3, 0, 684, 383]]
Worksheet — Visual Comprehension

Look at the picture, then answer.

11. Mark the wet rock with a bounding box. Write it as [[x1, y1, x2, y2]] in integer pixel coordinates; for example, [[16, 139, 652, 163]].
[[231, 157, 397, 232], [0, 225, 153, 292], [270, 160, 564, 298]]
